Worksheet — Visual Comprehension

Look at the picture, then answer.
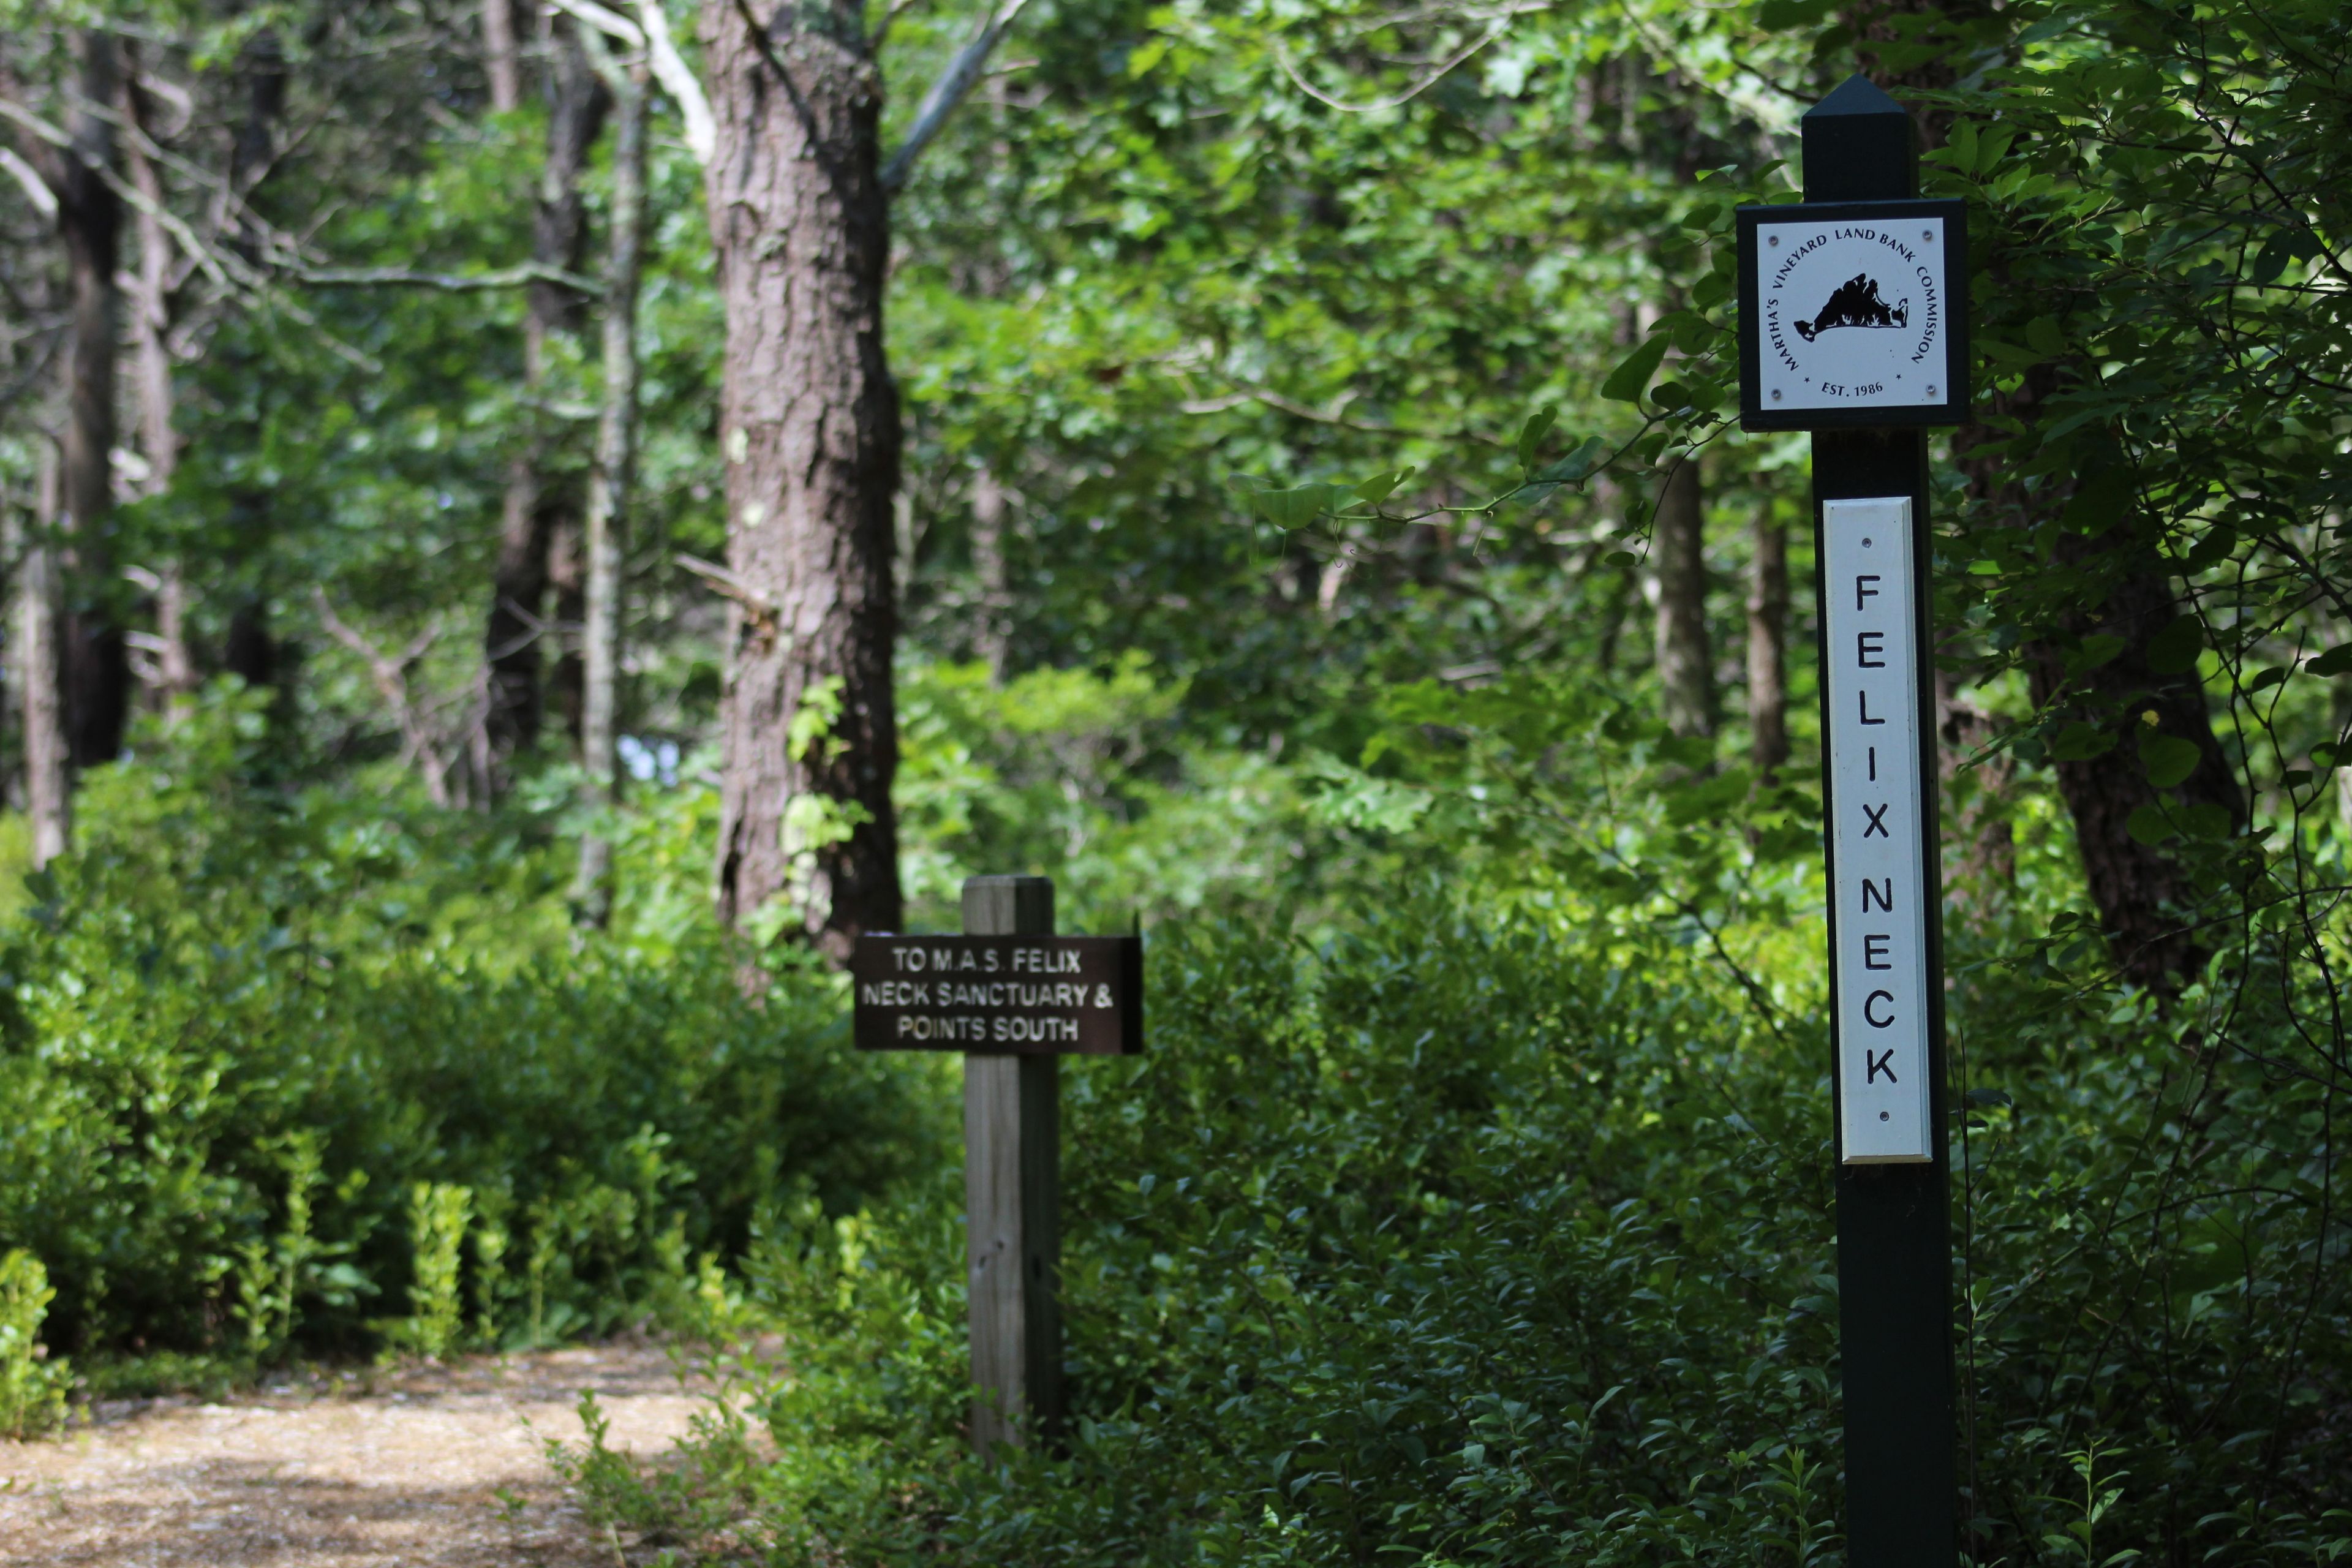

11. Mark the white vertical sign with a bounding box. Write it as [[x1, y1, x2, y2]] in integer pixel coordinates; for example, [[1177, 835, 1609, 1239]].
[[1824, 497, 1934, 1164]]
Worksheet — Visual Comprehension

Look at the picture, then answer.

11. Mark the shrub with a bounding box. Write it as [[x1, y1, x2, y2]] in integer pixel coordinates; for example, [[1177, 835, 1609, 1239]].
[[0, 696, 944, 1360], [572, 905, 2352, 1566], [0, 1250, 69, 1438]]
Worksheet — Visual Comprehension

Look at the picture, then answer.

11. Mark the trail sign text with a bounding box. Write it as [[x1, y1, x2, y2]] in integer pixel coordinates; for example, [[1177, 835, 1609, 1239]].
[[1823, 496, 1933, 1163], [852, 935, 1142, 1055]]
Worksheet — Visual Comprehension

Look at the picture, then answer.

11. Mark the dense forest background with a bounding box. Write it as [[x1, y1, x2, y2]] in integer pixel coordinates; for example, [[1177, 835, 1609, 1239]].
[[1, 0, 2348, 1561]]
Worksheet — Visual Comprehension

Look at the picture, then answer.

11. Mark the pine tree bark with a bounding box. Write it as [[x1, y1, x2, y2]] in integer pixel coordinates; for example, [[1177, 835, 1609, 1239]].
[[1652, 455, 1714, 741], [575, 54, 648, 927], [54, 31, 129, 769], [702, 0, 903, 956], [1746, 499, 1789, 777], [485, 18, 608, 757], [17, 443, 71, 867]]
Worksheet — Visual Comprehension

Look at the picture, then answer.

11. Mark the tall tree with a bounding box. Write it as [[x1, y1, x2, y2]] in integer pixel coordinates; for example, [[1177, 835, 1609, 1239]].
[[122, 48, 195, 707], [701, 0, 902, 953], [42, 31, 129, 767], [574, 39, 648, 926], [1651, 455, 1713, 741], [484, 15, 608, 757], [13, 438, 69, 865], [1746, 497, 1788, 776]]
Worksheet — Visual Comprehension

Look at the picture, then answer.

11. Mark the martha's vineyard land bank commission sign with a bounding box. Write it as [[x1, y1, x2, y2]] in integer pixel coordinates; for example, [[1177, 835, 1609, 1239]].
[[1736, 200, 1967, 431]]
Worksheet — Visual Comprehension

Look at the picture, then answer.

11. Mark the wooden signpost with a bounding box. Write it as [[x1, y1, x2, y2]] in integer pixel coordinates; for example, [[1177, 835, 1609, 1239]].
[[850, 875, 1142, 1457], [1736, 75, 1967, 1567]]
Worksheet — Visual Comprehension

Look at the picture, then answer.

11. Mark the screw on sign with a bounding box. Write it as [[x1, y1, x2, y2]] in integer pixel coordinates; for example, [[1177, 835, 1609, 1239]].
[[851, 876, 1142, 1459], [1734, 75, 1970, 1568]]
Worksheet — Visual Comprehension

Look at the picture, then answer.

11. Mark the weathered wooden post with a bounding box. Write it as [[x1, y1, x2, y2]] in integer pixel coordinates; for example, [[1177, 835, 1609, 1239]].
[[1736, 74, 1969, 1566], [959, 874, 1063, 1454], [849, 875, 1144, 1458]]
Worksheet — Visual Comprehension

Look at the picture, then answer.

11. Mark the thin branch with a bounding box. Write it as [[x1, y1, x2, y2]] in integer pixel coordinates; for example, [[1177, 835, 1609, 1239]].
[[548, 0, 644, 47], [1270, 20, 1506, 115], [880, 0, 1033, 193], [0, 145, 56, 219], [292, 262, 603, 295], [637, 0, 714, 165], [675, 551, 781, 625], [869, 0, 930, 51]]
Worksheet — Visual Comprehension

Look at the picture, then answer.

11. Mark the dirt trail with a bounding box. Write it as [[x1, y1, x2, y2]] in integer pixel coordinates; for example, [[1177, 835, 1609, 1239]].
[[0, 1342, 706, 1566]]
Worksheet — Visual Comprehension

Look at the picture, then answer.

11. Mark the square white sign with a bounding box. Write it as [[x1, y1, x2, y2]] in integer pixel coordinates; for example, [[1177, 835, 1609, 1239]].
[[1755, 216, 1953, 415]]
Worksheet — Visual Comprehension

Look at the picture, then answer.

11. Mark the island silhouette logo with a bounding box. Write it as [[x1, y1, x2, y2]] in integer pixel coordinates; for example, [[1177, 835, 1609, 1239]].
[[1793, 273, 1907, 342], [1749, 213, 1950, 413]]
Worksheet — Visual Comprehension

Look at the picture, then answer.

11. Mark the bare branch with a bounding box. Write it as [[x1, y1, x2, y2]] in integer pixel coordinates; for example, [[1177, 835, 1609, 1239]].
[[0, 145, 56, 219], [547, 0, 644, 46], [1269, 21, 1508, 115], [675, 551, 781, 625], [636, 0, 715, 165], [880, 0, 1033, 194], [292, 262, 603, 295]]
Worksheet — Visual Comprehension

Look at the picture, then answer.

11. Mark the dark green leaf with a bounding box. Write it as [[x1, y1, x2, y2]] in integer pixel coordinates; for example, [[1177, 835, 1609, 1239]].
[[2144, 616, 2204, 675], [1600, 337, 1670, 404], [2051, 722, 2117, 762], [2137, 733, 2202, 790]]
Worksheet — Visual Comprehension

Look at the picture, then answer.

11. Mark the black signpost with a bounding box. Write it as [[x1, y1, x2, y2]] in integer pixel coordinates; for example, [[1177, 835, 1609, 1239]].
[[851, 876, 1142, 1457], [1738, 75, 1966, 1567]]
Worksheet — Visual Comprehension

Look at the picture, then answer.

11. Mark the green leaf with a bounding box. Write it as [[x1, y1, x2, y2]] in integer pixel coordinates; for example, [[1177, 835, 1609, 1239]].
[[1515, 408, 1558, 472], [1249, 483, 1352, 529], [2144, 616, 2204, 675], [2180, 802, 2233, 840], [1352, 469, 1416, 507], [2306, 644, 2352, 677], [2125, 805, 2177, 845], [1756, 0, 1836, 26], [2137, 733, 2202, 790], [2072, 633, 2127, 671], [1600, 337, 1671, 404], [1532, 437, 1609, 487], [2051, 722, 2116, 763], [2060, 466, 2135, 536], [2026, 315, 2066, 356]]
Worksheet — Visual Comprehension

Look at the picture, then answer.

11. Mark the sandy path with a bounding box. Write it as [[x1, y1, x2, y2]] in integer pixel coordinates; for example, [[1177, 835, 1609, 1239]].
[[0, 1342, 710, 1566]]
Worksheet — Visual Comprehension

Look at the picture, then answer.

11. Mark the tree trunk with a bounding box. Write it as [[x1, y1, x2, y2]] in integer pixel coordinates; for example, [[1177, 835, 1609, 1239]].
[[2025, 554, 2240, 988], [1651, 454, 1714, 741], [16, 443, 71, 867], [575, 56, 648, 927], [702, 0, 903, 957], [218, 31, 288, 701], [971, 463, 1011, 680], [1746, 497, 1789, 777], [123, 57, 197, 710], [485, 18, 608, 758], [482, 0, 522, 113], [56, 31, 128, 769]]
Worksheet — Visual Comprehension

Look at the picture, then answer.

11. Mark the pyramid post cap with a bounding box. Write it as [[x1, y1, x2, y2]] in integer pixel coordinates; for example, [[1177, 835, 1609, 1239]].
[[1804, 74, 1907, 121]]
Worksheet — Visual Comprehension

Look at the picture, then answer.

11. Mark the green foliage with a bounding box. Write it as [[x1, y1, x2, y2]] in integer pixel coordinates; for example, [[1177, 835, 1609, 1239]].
[[562, 886, 2350, 1564], [0, 1250, 68, 1439], [0, 699, 939, 1360]]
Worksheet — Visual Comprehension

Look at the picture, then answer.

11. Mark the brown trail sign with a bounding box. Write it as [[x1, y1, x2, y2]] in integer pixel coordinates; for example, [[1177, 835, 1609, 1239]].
[[853, 876, 1142, 1458]]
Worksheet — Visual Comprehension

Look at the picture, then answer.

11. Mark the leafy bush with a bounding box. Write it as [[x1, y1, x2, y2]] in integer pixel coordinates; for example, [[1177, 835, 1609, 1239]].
[[0, 696, 944, 1360], [0, 1249, 69, 1438], [567, 898, 2350, 1566]]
